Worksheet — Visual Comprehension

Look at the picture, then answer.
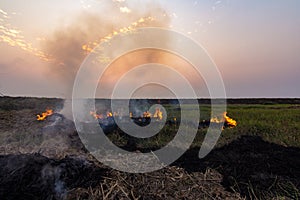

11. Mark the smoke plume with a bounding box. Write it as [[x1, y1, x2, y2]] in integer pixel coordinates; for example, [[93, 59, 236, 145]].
[[42, 0, 171, 98]]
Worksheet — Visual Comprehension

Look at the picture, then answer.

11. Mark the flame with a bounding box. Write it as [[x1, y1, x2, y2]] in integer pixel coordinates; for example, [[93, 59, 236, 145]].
[[143, 111, 152, 118], [106, 112, 113, 117], [153, 107, 163, 120], [90, 111, 104, 119], [37, 109, 53, 121], [223, 112, 237, 127], [210, 112, 237, 128], [210, 116, 222, 123], [90, 111, 114, 119], [90, 108, 164, 121]]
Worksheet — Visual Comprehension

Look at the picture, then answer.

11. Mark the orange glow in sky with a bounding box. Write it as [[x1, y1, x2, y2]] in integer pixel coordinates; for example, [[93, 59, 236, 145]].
[[0, 0, 299, 98]]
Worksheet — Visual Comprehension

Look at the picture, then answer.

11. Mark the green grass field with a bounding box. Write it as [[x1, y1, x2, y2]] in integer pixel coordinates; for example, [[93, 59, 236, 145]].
[[222, 104, 300, 147], [108, 103, 300, 151]]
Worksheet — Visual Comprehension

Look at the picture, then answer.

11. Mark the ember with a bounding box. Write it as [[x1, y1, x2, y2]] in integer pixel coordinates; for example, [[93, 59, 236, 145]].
[[37, 109, 53, 121]]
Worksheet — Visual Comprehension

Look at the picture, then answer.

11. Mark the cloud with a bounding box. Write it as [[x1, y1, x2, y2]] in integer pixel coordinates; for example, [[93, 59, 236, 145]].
[[120, 6, 131, 13]]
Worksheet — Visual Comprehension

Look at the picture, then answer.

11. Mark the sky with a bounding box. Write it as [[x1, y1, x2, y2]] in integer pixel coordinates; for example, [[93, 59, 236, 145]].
[[0, 0, 299, 98]]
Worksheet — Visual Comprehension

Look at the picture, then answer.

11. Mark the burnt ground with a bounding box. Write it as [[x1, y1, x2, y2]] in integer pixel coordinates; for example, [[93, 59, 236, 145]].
[[174, 136, 300, 199], [0, 136, 299, 200], [0, 154, 107, 200], [0, 97, 299, 199]]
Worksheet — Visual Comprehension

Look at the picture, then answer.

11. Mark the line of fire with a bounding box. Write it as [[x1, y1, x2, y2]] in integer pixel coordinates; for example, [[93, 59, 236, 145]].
[[88, 110, 236, 130], [36, 101, 237, 133]]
